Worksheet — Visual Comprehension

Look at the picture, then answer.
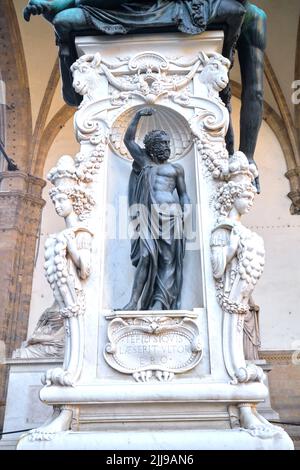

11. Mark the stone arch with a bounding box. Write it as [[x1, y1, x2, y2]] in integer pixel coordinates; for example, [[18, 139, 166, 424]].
[[33, 104, 75, 177], [0, 0, 32, 172], [29, 58, 61, 175]]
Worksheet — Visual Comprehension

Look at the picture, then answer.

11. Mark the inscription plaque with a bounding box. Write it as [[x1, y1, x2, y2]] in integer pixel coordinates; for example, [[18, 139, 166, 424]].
[[104, 312, 203, 382]]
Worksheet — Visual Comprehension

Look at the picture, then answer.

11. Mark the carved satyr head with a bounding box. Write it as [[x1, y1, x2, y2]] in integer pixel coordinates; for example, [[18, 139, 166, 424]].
[[143, 130, 171, 162], [71, 53, 102, 98], [198, 52, 230, 92]]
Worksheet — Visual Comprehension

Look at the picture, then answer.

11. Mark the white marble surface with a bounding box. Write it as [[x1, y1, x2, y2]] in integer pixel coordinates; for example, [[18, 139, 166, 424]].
[[18, 428, 294, 450], [75, 31, 225, 60]]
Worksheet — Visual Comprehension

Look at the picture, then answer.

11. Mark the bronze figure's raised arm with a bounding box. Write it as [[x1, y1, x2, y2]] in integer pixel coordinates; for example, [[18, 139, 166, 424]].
[[123, 107, 154, 170]]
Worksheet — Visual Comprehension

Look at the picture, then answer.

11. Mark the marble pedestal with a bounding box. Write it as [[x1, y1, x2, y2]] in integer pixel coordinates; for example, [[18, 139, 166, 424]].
[[0, 359, 61, 450], [17, 32, 293, 450]]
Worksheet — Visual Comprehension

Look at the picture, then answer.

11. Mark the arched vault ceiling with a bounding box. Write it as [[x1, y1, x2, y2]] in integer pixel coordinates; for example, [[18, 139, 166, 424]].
[[0, 0, 32, 171], [255, 0, 300, 118], [13, 0, 62, 128]]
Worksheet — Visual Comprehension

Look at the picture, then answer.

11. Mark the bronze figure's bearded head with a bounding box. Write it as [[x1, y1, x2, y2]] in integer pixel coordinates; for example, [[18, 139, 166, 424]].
[[143, 130, 171, 163]]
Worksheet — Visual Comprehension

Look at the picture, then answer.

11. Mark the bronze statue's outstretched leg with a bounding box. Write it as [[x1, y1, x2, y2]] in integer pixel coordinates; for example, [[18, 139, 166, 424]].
[[237, 4, 267, 193], [52, 8, 88, 43], [209, 0, 246, 159], [212, 0, 246, 63], [52, 8, 90, 106], [213, 2, 267, 193]]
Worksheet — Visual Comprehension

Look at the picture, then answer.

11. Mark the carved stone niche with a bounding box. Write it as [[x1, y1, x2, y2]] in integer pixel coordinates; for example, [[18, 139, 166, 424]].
[[104, 310, 203, 382]]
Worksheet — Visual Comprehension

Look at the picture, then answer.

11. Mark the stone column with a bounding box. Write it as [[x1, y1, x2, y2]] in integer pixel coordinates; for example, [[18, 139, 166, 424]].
[[0, 171, 45, 430], [286, 167, 300, 215]]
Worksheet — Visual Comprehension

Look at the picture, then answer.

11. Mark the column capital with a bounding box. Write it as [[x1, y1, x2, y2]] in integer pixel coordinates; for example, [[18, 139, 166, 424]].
[[0, 171, 46, 194]]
